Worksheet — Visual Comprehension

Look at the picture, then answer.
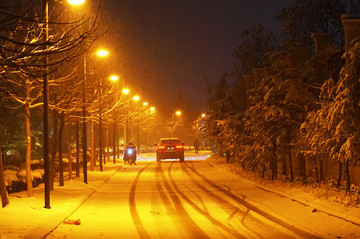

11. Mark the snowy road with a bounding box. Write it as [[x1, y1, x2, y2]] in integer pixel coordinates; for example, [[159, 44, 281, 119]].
[[45, 156, 360, 238]]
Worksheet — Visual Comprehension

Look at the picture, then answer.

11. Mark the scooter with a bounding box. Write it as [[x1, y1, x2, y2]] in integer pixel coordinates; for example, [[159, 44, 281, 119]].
[[123, 143, 137, 165]]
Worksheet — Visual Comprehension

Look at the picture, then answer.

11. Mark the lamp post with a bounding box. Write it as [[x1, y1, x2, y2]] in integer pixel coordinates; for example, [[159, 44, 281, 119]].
[[97, 50, 109, 172], [82, 53, 88, 183], [42, 0, 50, 209], [109, 75, 119, 164], [171, 110, 181, 136], [42, 0, 85, 209], [131, 95, 140, 144], [122, 88, 130, 147]]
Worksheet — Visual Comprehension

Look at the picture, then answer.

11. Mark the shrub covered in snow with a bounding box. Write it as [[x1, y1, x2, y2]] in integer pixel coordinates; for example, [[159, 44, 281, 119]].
[[3, 168, 44, 193]]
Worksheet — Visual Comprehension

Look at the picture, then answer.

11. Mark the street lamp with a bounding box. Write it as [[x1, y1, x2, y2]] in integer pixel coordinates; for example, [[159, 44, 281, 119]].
[[96, 49, 109, 57], [67, 0, 85, 5], [108, 75, 119, 165], [109, 75, 119, 81], [97, 51, 110, 172], [170, 110, 182, 136], [124, 94, 140, 147], [42, 0, 85, 209]]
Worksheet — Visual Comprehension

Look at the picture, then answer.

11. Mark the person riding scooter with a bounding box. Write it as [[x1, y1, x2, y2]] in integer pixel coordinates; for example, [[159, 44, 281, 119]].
[[123, 142, 137, 165]]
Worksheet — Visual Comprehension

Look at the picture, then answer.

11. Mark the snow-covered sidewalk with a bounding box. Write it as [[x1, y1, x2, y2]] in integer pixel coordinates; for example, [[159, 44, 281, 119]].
[[1, 163, 122, 239], [207, 156, 360, 229]]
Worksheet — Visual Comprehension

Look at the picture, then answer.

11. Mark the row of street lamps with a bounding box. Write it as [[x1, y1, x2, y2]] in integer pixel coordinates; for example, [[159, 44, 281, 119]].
[[42, 0, 156, 208]]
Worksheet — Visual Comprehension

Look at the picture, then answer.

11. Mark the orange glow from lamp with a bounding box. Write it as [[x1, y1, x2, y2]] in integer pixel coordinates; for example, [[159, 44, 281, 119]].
[[67, 0, 85, 5], [96, 49, 109, 57], [109, 75, 119, 81]]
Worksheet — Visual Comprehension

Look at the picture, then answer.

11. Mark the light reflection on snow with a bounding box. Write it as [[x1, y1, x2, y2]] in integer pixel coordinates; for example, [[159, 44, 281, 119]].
[[136, 151, 210, 162]]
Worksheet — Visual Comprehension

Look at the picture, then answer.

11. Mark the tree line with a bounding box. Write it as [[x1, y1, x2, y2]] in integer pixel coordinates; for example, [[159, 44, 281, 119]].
[[202, 0, 360, 194], [0, 0, 158, 208]]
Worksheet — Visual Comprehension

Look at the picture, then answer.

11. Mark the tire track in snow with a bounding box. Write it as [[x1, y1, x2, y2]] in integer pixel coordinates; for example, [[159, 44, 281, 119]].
[[129, 162, 152, 239], [168, 162, 248, 238], [157, 162, 210, 238], [179, 162, 276, 238], [154, 163, 187, 236], [184, 162, 322, 239]]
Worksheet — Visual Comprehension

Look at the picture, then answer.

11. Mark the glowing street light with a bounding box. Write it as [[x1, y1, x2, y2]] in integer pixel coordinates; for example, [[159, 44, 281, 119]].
[[150, 107, 156, 112], [176, 110, 181, 116], [202, 113, 206, 118], [143, 102, 148, 106], [123, 88, 130, 94], [96, 49, 109, 57], [109, 75, 119, 81], [133, 95, 140, 101], [67, 0, 85, 5]]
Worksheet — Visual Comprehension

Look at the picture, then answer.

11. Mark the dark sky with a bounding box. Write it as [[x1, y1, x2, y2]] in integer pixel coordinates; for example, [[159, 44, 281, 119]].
[[102, 0, 293, 118]]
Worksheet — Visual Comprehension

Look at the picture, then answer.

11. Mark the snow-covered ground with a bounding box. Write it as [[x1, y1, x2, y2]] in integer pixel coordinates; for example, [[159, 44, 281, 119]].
[[1, 151, 360, 238]]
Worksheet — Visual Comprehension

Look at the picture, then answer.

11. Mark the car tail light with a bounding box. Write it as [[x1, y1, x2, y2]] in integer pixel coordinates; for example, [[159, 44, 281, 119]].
[[158, 145, 165, 150], [175, 145, 183, 149]]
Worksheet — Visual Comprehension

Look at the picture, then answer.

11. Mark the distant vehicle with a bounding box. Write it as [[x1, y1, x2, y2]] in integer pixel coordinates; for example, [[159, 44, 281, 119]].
[[156, 138, 184, 162], [123, 143, 136, 165]]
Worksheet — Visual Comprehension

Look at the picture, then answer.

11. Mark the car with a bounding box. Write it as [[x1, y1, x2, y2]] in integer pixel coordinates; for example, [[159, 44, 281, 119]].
[[156, 138, 185, 162]]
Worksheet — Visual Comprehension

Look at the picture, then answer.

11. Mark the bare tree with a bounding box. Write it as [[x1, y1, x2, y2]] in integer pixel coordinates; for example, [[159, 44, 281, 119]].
[[0, 0, 103, 196]]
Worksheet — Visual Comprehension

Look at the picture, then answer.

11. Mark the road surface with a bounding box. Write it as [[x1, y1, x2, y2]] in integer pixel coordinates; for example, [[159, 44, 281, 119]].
[[46, 154, 360, 238]]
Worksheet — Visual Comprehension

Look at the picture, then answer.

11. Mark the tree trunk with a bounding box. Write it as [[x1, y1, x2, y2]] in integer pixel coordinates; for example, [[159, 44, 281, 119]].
[[337, 161, 342, 188], [282, 151, 287, 176], [58, 112, 65, 187], [298, 153, 306, 184], [90, 118, 95, 171], [64, 120, 72, 180], [116, 129, 120, 159], [50, 111, 59, 191], [106, 128, 109, 162], [217, 145, 224, 157], [314, 158, 319, 182], [345, 161, 351, 193], [271, 147, 277, 181], [0, 148, 9, 207], [288, 147, 294, 182], [261, 162, 265, 178], [225, 150, 230, 164], [113, 120, 116, 164], [318, 159, 324, 182], [25, 81, 33, 197], [75, 117, 80, 178]]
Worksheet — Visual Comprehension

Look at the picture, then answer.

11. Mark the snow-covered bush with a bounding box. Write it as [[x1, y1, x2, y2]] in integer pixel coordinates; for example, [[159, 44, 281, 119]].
[[3, 168, 44, 193], [4, 169, 18, 187]]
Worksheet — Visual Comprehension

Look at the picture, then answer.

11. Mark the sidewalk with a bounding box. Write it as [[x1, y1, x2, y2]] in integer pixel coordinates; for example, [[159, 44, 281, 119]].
[[1, 163, 123, 239]]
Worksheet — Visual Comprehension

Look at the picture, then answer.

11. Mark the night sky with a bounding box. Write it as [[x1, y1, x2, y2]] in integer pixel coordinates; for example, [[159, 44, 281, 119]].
[[101, 0, 293, 118]]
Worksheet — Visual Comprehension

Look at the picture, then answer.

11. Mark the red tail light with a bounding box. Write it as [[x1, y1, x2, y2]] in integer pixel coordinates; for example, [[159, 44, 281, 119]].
[[158, 145, 165, 150], [175, 145, 183, 149]]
